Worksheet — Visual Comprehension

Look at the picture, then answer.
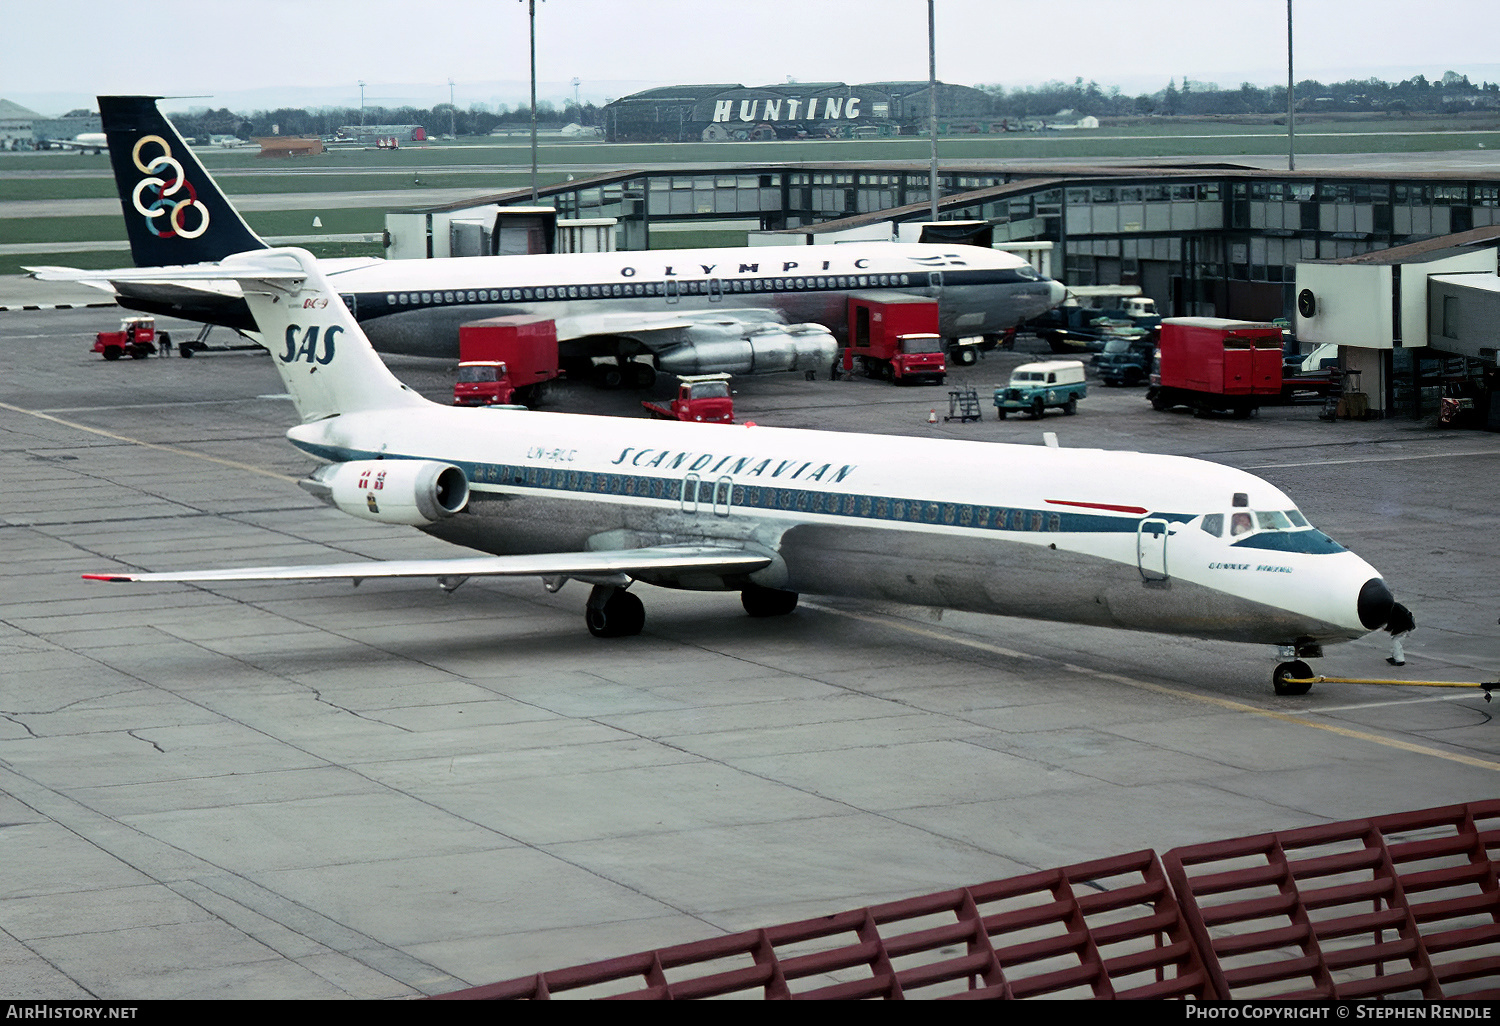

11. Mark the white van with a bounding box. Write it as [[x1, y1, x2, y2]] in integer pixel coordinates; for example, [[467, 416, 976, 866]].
[[993, 360, 1088, 418]]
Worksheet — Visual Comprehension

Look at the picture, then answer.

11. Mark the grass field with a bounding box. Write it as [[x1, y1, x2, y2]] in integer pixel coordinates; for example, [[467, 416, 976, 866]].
[[0, 171, 571, 203], [5, 113, 1500, 179]]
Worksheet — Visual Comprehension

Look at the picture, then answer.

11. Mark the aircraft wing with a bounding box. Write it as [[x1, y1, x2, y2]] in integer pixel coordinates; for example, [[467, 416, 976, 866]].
[[44, 138, 105, 152], [552, 307, 786, 341], [552, 307, 837, 376], [84, 545, 772, 585], [27, 259, 291, 332], [22, 268, 123, 295]]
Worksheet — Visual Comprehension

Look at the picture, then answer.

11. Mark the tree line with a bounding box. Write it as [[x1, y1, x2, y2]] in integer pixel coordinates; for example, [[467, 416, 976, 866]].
[[164, 72, 1497, 140], [981, 71, 1499, 119], [167, 101, 601, 140]]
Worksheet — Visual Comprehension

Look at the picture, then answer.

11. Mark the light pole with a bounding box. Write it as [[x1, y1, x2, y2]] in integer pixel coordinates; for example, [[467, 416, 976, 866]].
[[524, 0, 544, 202], [1287, 0, 1296, 171], [358, 80, 366, 126], [928, 0, 939, 223]]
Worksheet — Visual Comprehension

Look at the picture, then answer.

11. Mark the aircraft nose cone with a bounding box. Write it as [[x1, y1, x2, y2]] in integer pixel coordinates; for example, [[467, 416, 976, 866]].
[[1357, 577, 1395, 630], [1048, 280, 1067, 307]]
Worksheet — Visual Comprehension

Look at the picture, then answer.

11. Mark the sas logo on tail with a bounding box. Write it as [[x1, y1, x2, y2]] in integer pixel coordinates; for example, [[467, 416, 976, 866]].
[[279, 324, 340, 365], [129, 135, 210, 240]]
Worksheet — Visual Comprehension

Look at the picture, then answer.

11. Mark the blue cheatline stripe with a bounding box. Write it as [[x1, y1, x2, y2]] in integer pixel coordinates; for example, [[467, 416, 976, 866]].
[[290, 439, 1166, 538], [351, 266, 1032, 321]]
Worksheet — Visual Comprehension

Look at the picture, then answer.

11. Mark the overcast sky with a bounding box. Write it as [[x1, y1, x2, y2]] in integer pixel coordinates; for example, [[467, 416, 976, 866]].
[[6, 0, 1498, 115]]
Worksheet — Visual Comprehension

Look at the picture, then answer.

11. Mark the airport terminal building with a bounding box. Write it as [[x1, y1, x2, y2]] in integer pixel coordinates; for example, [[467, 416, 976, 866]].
[[397, 156, 1500, 422]]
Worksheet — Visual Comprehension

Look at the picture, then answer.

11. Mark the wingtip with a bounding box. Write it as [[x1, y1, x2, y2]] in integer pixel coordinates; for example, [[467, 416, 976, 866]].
[[82, 573, 135, 582]]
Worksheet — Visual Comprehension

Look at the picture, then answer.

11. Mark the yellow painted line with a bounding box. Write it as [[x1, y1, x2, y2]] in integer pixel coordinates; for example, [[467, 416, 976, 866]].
[[805, 602, 1500, 773], [0, 400, 297, 483]]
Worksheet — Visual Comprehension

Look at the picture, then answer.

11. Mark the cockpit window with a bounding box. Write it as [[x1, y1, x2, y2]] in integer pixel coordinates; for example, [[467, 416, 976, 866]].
[[1221, 509, 1316, 538], [1015, 263, 1041, 281], [1255, 511, 1292, 531], [1226, 508, 1345, 555]]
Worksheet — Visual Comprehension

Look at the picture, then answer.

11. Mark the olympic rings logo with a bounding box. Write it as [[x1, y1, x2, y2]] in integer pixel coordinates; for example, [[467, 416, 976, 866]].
[[129, 135, 211, 240]]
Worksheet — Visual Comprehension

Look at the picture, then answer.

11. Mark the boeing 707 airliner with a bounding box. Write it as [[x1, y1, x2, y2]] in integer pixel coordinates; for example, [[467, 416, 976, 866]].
[[31, 96, 1065, 383]]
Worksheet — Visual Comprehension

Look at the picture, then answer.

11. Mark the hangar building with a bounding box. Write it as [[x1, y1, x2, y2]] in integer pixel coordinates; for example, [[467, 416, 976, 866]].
[[600, 82, 996, 142]]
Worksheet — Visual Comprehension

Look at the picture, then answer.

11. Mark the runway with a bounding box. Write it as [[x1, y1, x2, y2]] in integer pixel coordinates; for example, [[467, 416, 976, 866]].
[[1, 306, 1497, 998]]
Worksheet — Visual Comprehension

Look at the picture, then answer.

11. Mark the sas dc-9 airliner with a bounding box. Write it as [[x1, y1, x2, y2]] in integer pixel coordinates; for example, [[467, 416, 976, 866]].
[[81, 247, 1408, 695]]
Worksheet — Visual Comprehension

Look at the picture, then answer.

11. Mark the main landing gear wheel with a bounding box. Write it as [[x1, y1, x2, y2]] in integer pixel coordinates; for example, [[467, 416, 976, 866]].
[[586, 588, 645, 638], [593, 363, 625, 389], [1273, 660, 1314, 696], [741, 586, 799, 618]]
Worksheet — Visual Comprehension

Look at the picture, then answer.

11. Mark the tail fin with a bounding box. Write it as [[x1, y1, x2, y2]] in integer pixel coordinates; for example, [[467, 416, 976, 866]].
[[218, 248, 427, 423], [99, 96, 268, 266]]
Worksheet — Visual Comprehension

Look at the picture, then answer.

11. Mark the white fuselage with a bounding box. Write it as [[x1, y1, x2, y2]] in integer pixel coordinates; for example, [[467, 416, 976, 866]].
[[322, 242, 1063, 357], [285, 405, 1384, 647]]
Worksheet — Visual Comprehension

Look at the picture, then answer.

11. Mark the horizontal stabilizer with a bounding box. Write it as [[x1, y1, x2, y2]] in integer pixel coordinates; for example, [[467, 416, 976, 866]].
[[84, 545, 772, 584]]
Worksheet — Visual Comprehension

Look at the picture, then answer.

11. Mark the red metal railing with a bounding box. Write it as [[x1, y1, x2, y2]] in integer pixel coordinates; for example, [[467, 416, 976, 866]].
[[1164, 800, 1500, 1000], [434, 800, 1500, 1000], [439, 849, 1212, 1000]]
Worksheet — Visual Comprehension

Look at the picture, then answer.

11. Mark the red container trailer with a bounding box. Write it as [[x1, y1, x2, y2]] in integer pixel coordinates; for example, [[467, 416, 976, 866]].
[[841, 292, 946, 385], [1147, 318, 1284, 417], [453, 316, 559, 407]]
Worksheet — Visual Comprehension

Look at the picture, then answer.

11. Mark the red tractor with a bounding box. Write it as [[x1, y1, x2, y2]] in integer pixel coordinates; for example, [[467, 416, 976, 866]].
[[93, 317, 168, 360], [642, 374, 735, 423]]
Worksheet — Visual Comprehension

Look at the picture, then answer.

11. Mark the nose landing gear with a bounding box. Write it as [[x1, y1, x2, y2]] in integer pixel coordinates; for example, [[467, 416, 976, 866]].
[[1273, 642, 1323, 696], [1273, 660, 1315, 696]]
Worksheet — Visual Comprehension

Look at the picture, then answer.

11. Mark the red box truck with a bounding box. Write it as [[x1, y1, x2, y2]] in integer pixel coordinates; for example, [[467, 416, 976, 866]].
[[453, 316, 559, 407], [841, 293, 946, 385], [1147, 318, 1284, 418]]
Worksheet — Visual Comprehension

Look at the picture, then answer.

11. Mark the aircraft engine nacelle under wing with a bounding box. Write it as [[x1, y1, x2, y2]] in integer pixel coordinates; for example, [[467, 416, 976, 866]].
[[303, 460, 469, 526], [653, 320, 838, 376]]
